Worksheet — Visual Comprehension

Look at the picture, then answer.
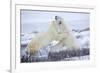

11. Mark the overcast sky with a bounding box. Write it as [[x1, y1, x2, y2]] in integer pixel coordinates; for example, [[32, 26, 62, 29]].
[[21, 10, 90, 33]]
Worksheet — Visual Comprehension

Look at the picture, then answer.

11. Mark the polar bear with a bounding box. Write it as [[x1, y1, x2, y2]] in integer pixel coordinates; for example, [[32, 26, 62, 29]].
[[26, 16, 80, 54]]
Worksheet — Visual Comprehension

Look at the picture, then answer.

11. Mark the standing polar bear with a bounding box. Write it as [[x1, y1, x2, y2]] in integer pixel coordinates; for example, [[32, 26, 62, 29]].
[[26, 16, 79, 54]]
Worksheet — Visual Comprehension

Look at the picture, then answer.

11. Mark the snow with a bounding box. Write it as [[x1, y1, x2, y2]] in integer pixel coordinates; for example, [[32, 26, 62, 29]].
[[21, 33, 36, 45], [75, 31, 90, 49], [64, 55, 89, 61], [21, 29, 90, 62]]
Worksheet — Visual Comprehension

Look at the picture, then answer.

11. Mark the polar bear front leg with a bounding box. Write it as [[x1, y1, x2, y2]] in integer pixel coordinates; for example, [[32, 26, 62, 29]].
[[27, 38, 39, 55], [62, 36, 80, 50]]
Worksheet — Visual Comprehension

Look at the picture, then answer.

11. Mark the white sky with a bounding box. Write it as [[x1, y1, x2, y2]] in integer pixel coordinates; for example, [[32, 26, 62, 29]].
[[21, 10, 90, 33]]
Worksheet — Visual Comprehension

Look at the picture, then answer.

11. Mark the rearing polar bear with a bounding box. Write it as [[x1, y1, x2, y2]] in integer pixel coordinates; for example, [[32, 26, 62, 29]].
[[26, 16, 79, 54]]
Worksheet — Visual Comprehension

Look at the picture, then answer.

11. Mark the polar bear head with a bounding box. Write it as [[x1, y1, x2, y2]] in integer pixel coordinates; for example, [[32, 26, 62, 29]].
[[54, 16, 65, 33], [55, 16, 62, 25]]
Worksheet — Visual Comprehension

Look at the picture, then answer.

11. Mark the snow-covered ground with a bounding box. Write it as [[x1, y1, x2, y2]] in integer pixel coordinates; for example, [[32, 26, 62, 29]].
[[21, 33, 35, 46], [63, 55, 89, 61], [20, 28, 90, 62]]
